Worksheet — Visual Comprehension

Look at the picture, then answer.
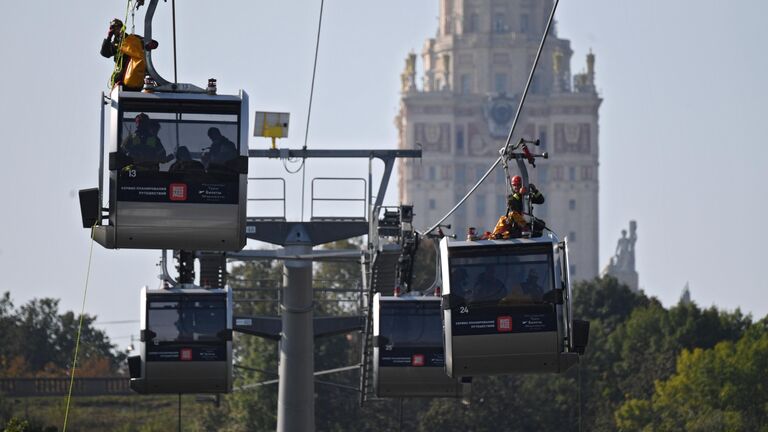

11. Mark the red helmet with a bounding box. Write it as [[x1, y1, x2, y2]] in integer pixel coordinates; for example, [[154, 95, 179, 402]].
[[511, 175, 522, 187]]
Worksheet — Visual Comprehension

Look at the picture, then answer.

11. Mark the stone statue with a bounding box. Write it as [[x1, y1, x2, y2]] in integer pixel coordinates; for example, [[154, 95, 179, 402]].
[[552, 49, 564, 92], [602, 220, 639, 291], [400, 53, 417, 93], [553, 49, 563, 75], [613, 230, 630, 270], [612, 221, 637, 272]]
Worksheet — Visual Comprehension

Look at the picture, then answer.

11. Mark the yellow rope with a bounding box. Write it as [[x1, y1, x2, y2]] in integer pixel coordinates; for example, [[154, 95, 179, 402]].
[[62, 225, 97, 431], [108, 0, 135, 88]]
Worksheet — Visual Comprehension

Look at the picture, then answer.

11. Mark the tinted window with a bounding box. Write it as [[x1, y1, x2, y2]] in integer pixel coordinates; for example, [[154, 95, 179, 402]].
[[119, 111, 239, 174], [448, 245, 554, 306], [379, 302, 442, 348], [148, 296, 227, 343]]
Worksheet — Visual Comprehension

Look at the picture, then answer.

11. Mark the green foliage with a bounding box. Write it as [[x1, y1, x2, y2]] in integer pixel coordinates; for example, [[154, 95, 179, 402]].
[[572, 276, 651, 332], [616, 325, 768, 431], [3, 418, 29, 432], [0, 292, 120, 378]]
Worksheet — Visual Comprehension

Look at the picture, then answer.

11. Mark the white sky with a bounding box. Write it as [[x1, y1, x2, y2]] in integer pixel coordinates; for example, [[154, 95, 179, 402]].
[[0, 0, 766, 349]]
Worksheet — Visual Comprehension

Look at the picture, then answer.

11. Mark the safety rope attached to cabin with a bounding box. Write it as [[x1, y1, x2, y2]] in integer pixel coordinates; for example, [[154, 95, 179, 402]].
[[61, 225, 98, 431], [108, 0, 140, 88]]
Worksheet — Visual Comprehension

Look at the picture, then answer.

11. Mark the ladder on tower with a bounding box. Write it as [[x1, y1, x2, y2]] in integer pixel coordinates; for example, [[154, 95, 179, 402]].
[[359, 242, 400, 405]]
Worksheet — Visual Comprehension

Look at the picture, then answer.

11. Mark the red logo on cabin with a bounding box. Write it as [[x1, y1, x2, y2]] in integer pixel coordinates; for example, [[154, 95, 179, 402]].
[[497, 316, 513, 332], [169, 183, 188, 201], [180, 348, 193, 361], [412, 354, 425, 367]]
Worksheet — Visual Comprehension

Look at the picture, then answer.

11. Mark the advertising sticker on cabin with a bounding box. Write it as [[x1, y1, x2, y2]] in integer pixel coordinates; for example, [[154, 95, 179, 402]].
[[117, 175, 238, 204], [379, 347, 444, 368], [452, 307, 556, 335]]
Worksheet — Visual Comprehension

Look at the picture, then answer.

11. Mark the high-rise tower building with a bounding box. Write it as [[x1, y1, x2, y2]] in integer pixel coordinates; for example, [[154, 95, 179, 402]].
[[397, 0, 601, 279]]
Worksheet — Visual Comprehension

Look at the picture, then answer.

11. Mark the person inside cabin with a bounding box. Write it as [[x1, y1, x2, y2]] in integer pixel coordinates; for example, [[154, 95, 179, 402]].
[[170, 146, 205, 173], [204, 127, 238, 169], [471, 264, 507, 303], [520, 269, 544, 301], [121, 114, 172, 171], [100, 18, 159, 91]]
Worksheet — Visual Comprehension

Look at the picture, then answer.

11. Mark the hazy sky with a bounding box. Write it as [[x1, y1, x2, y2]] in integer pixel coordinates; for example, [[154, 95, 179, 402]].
[[0, 0, 766, 349]]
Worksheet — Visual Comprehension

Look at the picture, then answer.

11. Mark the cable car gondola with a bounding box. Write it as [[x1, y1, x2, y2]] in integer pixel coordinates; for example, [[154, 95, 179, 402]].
[[373, 294, 469, 398], [81, 88, 249, 251], [440, 236, 588, 377], [128, 286, 233, 394]]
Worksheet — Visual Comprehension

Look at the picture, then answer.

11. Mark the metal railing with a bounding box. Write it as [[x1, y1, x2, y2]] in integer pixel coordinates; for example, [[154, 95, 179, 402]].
[[310, 178, 367, 221], [230, 278, 364, 317], [247, 177, 287, 220], [0, 377, 131, 397]]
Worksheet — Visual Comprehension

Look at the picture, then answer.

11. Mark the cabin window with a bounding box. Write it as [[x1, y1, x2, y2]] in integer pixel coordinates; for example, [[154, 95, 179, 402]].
[[449, 246, 553, 305], [379, 303, 443, 348], [120, 110, 240, 175], [148, 297, 227, 343]]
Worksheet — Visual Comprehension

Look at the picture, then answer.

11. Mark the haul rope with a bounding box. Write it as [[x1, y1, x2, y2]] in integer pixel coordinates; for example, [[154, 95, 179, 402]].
[[61, 225, 97, 431]]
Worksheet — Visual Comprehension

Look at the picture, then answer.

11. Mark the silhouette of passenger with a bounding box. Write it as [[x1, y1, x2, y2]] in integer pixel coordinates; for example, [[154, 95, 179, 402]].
[[520, 269, 544, 301], [170, 146, 205, 173], [205, 127, 238, 168], [472, 265, 507, 303], [121, 114, 171, 171]]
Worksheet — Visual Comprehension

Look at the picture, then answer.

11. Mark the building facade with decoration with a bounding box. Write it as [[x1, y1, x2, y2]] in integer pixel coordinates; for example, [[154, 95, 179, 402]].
[[397, 0, 601, 279]]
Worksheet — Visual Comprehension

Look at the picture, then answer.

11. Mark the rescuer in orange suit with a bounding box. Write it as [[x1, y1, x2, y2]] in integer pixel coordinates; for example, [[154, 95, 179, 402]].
[[101, 18, 159, 91], [490, 175, 546, 239]]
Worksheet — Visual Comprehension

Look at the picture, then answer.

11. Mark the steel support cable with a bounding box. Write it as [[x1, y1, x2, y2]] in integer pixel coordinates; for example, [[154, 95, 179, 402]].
[[299, 0, 325, 221], [62, 226, 97, 431], [423, 0, 560, 235], [171, 0, 178, 84]]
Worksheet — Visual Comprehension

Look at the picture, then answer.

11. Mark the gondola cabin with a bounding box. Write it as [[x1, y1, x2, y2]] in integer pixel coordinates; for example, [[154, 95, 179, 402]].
[[373, 294, 468, 398], [86, 88, 249, 251], [440, 236, 588, 377], [129, 286, 233, 394]]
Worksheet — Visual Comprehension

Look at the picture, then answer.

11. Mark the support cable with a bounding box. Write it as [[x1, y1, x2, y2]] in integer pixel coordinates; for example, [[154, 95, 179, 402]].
[[300, 0, 325, 221], [171, 0, 178, 84], [423, 0, 560, 235], [61, 226, 97, 431]]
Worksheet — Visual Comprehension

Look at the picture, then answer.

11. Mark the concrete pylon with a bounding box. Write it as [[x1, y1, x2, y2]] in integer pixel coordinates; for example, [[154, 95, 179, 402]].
[[277, 241, 315, 432]]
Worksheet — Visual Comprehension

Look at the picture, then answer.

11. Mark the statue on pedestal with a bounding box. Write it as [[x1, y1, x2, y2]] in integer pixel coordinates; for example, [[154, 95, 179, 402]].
[[602, 220, 639, 291], [400, 53, 417, 93]]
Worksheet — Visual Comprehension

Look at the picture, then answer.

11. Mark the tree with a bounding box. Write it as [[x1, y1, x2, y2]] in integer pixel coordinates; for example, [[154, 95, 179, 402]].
[[616, 324, 768, 431], [0, 292, 120, 377]]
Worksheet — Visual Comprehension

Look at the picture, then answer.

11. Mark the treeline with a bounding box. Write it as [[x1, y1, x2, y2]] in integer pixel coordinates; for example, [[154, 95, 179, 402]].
[[0, 292, 122, 378]]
